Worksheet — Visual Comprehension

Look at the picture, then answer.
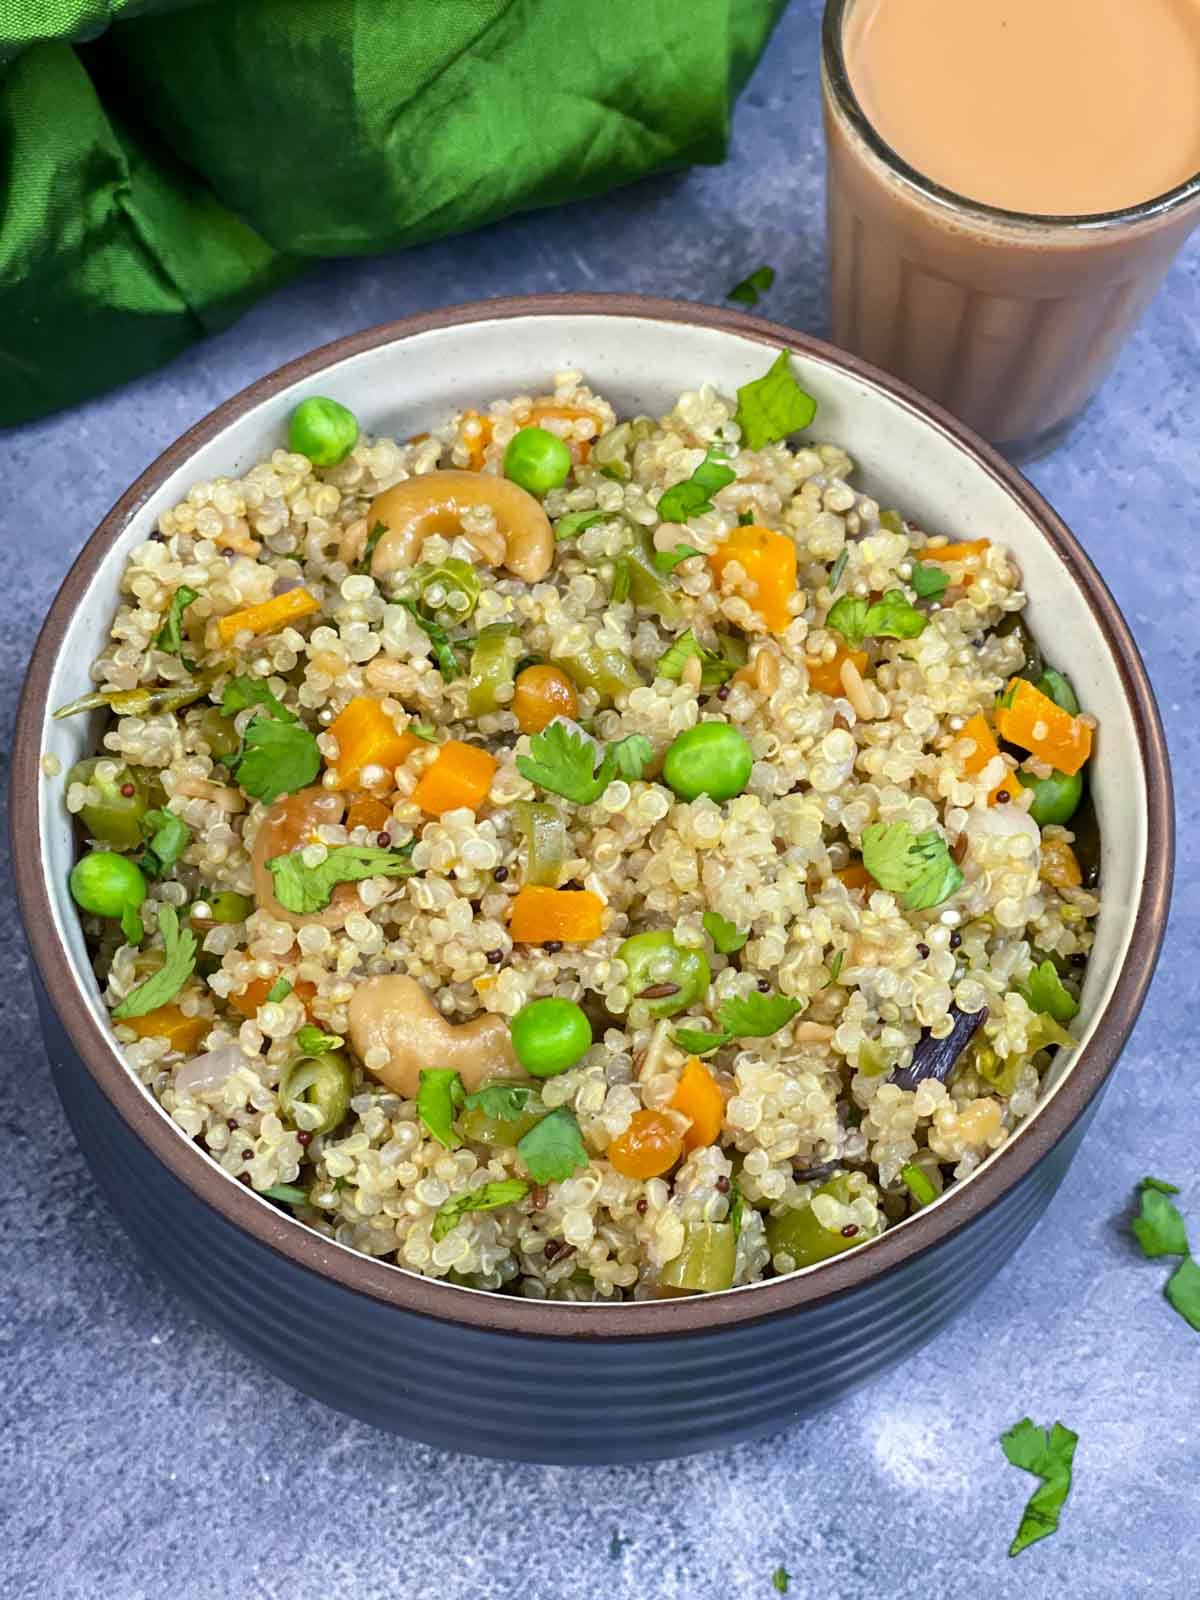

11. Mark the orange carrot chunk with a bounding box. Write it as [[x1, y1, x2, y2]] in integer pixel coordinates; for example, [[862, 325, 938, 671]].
[[124, 1003, 209, 1054], [410, 739, 498, 816], [216, 588, 320, 645], [460, 409, 493, 470], [958, 711, 1012, 804], [327, 696, 418, 790], [709, 525, 798, 635], [995, 678, 1093, 776], [508, 885, 604, 944], [806, 641, 868, 697], [925, 538, 991, 562], [836, 861, 874, 891], [228, 977, 317, 1019], [671, 1057, 725, 1150]]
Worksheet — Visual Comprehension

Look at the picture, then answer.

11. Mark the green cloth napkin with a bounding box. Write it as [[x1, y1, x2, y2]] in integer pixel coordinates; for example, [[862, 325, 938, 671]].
[[0, 0, 786, 426]]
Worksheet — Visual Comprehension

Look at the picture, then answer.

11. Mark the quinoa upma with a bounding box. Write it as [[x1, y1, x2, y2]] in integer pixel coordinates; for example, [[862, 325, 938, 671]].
[[58, 353, 1100, 1300]]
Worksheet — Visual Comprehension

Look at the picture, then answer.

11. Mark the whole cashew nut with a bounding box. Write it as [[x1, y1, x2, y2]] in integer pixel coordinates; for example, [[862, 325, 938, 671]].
[[363, 470, 554, 584], [347, 974, 520, 1097], [251, 786, 358, 930]]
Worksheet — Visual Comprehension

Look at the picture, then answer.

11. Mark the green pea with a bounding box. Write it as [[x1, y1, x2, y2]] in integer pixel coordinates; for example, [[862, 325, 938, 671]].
[[765, 1175, 878, 1269], [662, 722, 753, 803], [1018, 767, 1083, 826], [279, 1048, 353, 1136], [69, 850, 147, 920], [617, 930, 711, 1019], [288, 396, 359, 467], [197, 706, 241, 760], [1036, 667, 1079, 715], [194, 891, 254, 926], [503, 426, 571, 496], [509, 997, 592, 1078], [67, 758, 159, 850]]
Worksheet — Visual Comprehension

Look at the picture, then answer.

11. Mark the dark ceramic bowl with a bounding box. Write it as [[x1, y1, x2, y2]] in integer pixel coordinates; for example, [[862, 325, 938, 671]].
[[12, 295, 1172, 1463]]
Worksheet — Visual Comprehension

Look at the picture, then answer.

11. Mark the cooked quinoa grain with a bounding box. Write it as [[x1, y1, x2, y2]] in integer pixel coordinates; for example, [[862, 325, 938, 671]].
[[58, 360, 1099, 1301]]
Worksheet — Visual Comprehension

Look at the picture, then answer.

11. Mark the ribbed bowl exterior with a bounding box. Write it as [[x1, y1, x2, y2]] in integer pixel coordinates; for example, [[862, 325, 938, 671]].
[[37, 978, 1096, 1464]]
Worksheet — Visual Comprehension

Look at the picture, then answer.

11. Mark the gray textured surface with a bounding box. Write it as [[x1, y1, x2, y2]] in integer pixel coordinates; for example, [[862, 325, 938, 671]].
[[3, 4, 1198, 1596]]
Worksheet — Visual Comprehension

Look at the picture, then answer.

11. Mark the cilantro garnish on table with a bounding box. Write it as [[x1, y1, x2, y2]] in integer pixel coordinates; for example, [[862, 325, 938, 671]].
[[517, 720, 652, 805], [726, 265, 775, 308], [432, 1179, 531, 1242], [860, 821, 962, 911], [111, 905, 197, 1020], [267, 840, 417, 914], [827, 589, 928, 647], [1130, 1176, 1200, 1332], [656, 447, 736, 523], [516, 1106, 589, 1183], [1000, 1417, 1078, 1557], [154, 585, 199, 666], [734, 350, 817, 450]]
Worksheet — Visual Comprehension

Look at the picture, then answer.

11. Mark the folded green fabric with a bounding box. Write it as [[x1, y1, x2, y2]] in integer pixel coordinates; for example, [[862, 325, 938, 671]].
[[0, 0, 786, 426]]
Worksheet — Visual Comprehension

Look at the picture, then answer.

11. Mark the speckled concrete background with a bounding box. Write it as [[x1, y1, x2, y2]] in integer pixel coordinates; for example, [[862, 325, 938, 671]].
[[3, 4, 1198, 1596]]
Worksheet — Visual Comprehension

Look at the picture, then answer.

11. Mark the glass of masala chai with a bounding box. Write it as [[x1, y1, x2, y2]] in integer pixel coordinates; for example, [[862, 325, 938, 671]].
[[822, 0, 1200, 460]]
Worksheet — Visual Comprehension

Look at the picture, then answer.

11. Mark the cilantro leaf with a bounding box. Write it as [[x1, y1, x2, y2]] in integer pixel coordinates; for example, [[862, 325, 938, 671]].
[[657, 448, 736, 523], [734, 350, 817, 451], [462, 1083, 540, 1121], [828, 549, 849, 592], [154, 585, 199, 665], [1016, 959, 1080, 1025], [653, 543, 702, 574], [909, 561, 949, 600], [112, 905, 198, 1020], [432, 1178, 530, 1242], [417, 1068, 465, 1149], [516, 1106, 588, 1183], [265, 978, 293, 1003], [516, 721, 650, 805], [554, 510, 607, 542], [717, 990, 801, 1039], [1165, 1256, 1200, 1331], [657, 629, 736, 690], [771, 1568, 790, 1595], [671, 1026, 731, 1055], [1000, 1418, 1078, 1557], [703, 910, 747, 954], [1131, 1181, 1189, 1259], [828, 589, 928, 648], [267, 840, 417, 914], [727, 265, 775, 307], [824, 949, 845, 986], [1144, 1176, 1181, 1194], [295, 1025, 344, 1054], [399, 598, 462, 680], [120, 902, 146, 946], [220, 675, 295, 722], [358, 520, 388, 572], [231, 717, 321, 804], [261, 1183, 309, 1205], [860, 821, 962, 911], [139, 808, 192, 879], [728, 1175, 744, 1239]]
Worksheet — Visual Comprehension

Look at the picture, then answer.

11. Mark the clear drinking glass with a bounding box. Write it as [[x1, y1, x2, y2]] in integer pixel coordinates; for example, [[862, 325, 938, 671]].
[[821, 0, 1200, 460]]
